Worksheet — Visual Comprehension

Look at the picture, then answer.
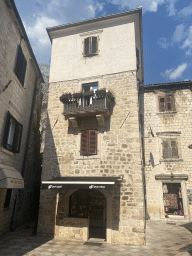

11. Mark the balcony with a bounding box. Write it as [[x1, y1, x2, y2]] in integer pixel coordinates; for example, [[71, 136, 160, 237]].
[[60, 89, 114, 117]]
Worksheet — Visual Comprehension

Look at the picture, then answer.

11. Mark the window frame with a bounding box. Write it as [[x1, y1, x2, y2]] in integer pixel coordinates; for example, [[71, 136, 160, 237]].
[[3, 111, 23, 153], [158, 94, 175, 112], [84, 36, 98, 57], [14, 45, 27, 86], [80, 130, 97, 156], [162, 138, 179, 159]]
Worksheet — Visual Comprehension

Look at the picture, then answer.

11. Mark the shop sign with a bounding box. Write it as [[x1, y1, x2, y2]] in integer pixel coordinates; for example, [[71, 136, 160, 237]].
[[89, 185, 105, 189], [48, 185, 62, 189]]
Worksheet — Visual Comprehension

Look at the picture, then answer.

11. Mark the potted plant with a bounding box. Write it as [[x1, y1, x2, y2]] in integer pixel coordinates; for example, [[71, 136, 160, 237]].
[[96, 88, 106, 96], [60, 93, 72, 103], [83, 89, 94, 97], [73, 92, 83, 98]]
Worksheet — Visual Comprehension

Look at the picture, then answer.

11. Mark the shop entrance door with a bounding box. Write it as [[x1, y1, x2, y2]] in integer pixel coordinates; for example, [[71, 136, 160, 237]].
[[163, 183, 184, 216], [88, 190, 106, 239]]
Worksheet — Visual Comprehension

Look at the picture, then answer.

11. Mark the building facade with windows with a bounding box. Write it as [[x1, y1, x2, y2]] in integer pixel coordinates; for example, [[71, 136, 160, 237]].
[[142, 81, 192, 221], [38, 8, 145, 245], [0, 0, 43, 235]]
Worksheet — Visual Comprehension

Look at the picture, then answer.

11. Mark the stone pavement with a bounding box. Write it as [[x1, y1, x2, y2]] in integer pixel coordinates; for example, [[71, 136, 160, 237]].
[[0, 220, 192, 256]]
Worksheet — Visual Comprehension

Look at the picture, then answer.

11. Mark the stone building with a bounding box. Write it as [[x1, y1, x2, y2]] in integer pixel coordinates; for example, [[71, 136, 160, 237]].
[[0, 0, 43, 235], [142, 81, 192, 221], [38, 8, 145, 245]]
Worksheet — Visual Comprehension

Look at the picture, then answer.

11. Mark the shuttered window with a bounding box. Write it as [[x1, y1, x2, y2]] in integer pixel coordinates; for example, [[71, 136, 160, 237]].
[[162, 139, 178, 159], [14, 45, 27, 86], [3, 112, 23, 153], [84, 37, 98, 56], [80, 130, 97, 156], [158, 95, 174, 112]]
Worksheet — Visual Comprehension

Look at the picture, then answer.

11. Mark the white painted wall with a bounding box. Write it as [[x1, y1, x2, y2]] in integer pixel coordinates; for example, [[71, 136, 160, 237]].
[[49, 21, 136, 82]]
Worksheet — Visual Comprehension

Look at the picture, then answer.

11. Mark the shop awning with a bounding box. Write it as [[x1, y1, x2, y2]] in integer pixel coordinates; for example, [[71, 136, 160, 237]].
[[0, 164, 24, 189], [41, 176, 122, 190]]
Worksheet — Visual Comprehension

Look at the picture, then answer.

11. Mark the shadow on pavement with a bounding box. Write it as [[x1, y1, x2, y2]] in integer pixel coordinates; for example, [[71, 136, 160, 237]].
[[181, 243, 192, 256], [0, 222, 54, 256], [181, 222, 192, 233]]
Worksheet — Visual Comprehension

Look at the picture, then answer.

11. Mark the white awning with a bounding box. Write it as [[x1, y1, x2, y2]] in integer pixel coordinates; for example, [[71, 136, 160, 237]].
[[0, 164, 24, 189]]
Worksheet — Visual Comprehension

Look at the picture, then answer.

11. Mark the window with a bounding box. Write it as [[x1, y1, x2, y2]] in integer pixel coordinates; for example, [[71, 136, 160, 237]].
[[4, 189, 12, 208], [84, 37, 98, 57], [158, 94, 175, 112], [3, 112, 23, 153], [162, 139, 178, 159], [80, 130, 97, 156], [14, 45, 27, 86]]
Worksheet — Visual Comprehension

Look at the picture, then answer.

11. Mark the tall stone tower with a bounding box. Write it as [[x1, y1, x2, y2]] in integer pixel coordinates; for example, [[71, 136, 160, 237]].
[[38, 7, 145, 245]]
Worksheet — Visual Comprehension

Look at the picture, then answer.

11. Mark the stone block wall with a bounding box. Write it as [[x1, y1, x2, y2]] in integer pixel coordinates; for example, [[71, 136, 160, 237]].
[[39, 70, 145, 245], [143, 89, 192, 220], [0, 0, 43, 234]]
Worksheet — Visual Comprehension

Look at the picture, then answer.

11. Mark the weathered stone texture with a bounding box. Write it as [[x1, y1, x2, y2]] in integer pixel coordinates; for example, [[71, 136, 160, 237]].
[[143, 89, 192, 221], [39, 70, 145, 245], [0, 0, 43, 234]]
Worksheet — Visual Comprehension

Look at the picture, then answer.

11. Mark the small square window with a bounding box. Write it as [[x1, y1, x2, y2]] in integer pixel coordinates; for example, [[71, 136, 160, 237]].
[[3, 112, 23, 153], [158, 94, 175, 112], [80, 130, 97, 156], [84, 37, 98, 57], [162, 139, 178, 159]]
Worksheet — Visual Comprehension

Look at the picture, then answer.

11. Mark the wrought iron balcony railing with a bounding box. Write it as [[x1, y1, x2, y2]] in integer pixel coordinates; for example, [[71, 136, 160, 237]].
[[60, 90, 114, 117]]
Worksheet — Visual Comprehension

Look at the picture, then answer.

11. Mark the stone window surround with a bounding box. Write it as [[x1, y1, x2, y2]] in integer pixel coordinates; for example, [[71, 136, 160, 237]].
[[157, 132, 182, 162], [155, 91, 176, 114], [55, 189, 113, 243], [156, 178, 189, 220]]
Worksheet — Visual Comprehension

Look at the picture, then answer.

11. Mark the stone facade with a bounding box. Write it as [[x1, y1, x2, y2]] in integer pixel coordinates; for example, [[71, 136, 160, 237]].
[[39, 8, 145, 245], [142, 82, 192, 221], [0, 0, 43, 235]]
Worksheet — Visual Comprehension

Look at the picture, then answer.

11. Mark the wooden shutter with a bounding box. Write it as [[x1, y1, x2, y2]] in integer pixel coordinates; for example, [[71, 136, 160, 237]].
[[159, 96, 165, 112], [165, 95, 172, 111], [91, 37, 97, 54], [13, 122, 23, 153], [88, 130, 97, 155], [162, 140, 170, 159], [14, 45, 27, 86], [3, 112, 11, 149], [81, 130, 88, 155], [170, 140, 178, 158], [84, 38, 90, 56]]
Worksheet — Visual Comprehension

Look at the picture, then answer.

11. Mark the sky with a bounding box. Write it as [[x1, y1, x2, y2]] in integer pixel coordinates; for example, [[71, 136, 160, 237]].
[[14, 0, 192, 85]]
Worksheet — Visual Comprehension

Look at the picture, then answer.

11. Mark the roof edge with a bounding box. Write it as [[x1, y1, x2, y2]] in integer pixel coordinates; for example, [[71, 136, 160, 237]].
[[142, 80, 192, 92], [8, 0, 44, 82], [46, 6, 142, 35]]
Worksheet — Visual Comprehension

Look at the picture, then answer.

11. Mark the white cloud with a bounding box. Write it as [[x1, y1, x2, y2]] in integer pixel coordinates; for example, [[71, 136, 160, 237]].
[[165, 0, 178, 16], [24, 16, 58, 45], [157, 37, 170, 49], [108, 0, 165, 13], [161, 63, 188, 80], [172, 24, 185, 43], [178, 4, 192, 18], [181, 26, 192, 56]]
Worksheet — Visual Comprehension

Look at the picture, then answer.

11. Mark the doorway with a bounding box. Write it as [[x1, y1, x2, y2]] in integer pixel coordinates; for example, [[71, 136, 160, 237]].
[[69, 189, 106, 240], [163, 183, 184, 216], [88, 190, 106, 239]]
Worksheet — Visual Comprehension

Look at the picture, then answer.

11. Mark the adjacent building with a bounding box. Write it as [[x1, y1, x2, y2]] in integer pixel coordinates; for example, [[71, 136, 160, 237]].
[[38, 8, 145, 245], [142, 81, 192, 221], [0, 0, 43, 235]]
